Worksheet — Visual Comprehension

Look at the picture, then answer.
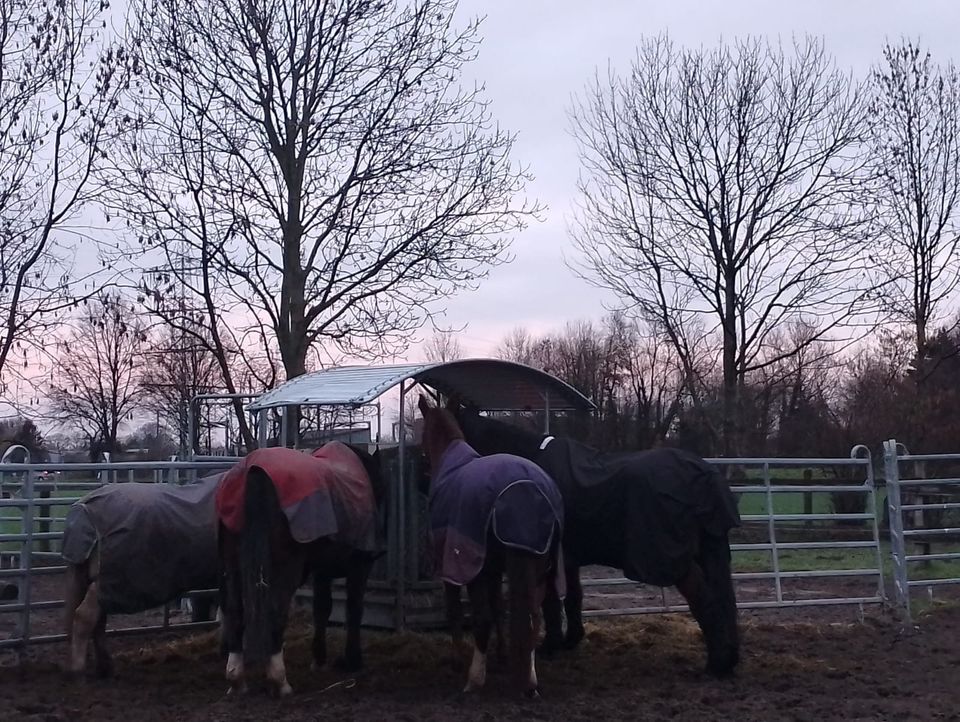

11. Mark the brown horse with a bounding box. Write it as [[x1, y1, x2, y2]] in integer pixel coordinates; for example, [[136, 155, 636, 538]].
[[62, 474, 223, 677], [216, 443, 382, 696], [418, 395, 563, 698]]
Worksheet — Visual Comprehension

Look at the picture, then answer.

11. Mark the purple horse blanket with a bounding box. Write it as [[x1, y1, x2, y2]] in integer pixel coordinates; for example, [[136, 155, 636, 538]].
[[429, 440, 564, 592]]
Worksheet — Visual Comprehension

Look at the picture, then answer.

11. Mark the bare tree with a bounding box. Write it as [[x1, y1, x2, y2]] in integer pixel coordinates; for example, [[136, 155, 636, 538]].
[[570, 36, 878, 453], [610, 314, 687, 448], [423, 326, 464, 363], [106, 0, 535, 446], [140, 324, 224, 454], [869, 40, 960, 354], [0, 0, 124, 387], [47, 295, 147, 454]]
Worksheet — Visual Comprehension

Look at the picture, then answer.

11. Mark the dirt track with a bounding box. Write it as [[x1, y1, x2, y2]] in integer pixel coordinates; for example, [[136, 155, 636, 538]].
[[4, 601, 960, 722]]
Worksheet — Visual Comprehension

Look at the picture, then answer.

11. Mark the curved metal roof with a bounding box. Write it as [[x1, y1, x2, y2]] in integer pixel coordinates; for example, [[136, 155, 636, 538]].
[[247, 359, 596, 413]]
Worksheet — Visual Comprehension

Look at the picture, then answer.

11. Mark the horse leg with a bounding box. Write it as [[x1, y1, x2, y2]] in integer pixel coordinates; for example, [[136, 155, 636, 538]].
[[63, 561, 89, 676], [444, 582, 465, 650], [220, 533, 246, 694], [540, 576, 563, 656], [675, 558, 736, 676], [311, 574, 333, 670], [92, 610, 112, 679], [463, 571, 495, 693], [506, 551, 545, 699], [489, 570, 508, 664], [336, 557, 371, 671], [264, 554, 302, 697], [68, 580, 100, 677], [562, 562, 585, 650]]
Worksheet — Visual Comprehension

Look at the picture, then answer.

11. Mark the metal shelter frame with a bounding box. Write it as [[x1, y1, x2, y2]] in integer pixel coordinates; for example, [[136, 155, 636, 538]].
[[244, 359, 596, 629]]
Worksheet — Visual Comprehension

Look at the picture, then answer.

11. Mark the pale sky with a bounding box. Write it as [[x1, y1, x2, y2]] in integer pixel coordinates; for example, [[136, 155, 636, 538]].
[[8, 0, 960, 432], [425, 0, 960, 358]]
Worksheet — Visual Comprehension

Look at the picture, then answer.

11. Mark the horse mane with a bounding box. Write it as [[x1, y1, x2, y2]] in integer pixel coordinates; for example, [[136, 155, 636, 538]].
[[432, 408, 465, 442], [342, 443, 385, 509]]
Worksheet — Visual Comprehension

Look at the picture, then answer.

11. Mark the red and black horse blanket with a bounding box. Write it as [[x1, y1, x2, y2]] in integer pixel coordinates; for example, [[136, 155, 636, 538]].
[[215, 442, 378, 553]]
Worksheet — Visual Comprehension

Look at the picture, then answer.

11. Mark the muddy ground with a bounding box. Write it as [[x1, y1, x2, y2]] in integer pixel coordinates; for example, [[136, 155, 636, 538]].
[[3, 595, 960, 722]]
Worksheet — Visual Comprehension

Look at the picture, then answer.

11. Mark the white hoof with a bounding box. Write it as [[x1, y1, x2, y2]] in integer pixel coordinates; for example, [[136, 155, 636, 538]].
[[463, 647, 487, 692]]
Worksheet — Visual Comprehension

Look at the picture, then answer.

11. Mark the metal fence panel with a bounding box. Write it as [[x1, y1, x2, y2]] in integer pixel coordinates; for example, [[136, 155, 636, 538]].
[[0, 459, 237, 657], [582, 448, 886, 619], [883, 439, 960, 624]]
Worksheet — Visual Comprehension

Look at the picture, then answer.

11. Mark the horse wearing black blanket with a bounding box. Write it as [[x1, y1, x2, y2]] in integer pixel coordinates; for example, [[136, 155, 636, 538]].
[[450, 400, 742, 676]]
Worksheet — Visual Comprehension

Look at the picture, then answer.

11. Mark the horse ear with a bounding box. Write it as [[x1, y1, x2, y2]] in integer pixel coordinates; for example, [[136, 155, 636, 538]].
[[417, 394, 431, 416]]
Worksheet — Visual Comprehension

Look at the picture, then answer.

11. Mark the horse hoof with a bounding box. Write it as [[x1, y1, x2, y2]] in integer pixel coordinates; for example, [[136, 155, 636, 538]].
[[333, 656, 363, 673], [706, 646, 739, 677], [524, 687, 542, 701], [226, 683, 247, 696], [538, 640, 562, 658], [563, 631, 584, 650]]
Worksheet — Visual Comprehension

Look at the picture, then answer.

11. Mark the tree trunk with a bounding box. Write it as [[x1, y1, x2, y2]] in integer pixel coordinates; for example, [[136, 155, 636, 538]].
[[722, 267, 739, 456]]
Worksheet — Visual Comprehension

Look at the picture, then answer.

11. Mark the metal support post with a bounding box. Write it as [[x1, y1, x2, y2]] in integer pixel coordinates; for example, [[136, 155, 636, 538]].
[[884, 439, 911, 623]]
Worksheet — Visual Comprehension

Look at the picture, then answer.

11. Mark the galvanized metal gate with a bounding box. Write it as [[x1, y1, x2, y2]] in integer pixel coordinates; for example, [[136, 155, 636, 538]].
[[581, 448, 885, 617], [884, 440, 960, 623], [0, 460, 236, 656]]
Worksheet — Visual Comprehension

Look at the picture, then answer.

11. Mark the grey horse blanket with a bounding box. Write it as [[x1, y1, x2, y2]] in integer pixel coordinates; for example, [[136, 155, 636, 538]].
[[61, 473, 223, 615], [429, 440, 564, 591], [538, 439, 741, 586]]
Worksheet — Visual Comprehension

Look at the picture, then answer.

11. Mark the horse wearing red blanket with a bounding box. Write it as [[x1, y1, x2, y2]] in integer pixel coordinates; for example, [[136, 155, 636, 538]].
[[216, 442, 382, 696]]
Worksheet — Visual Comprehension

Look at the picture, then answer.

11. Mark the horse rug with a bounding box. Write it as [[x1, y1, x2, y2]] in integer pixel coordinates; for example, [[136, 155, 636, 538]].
[[215, 442, 378, 553], [539, 439, 741, 587], [429, 439, 564, 591], [61, 473, 224, 615]]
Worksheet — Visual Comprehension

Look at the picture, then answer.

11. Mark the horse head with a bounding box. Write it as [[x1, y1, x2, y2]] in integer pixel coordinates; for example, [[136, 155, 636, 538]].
[[418, 394, 465, 475]]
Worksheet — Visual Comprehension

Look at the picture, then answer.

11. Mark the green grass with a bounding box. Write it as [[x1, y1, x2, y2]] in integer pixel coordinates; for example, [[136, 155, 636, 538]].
[[733, 540, 960, 582]]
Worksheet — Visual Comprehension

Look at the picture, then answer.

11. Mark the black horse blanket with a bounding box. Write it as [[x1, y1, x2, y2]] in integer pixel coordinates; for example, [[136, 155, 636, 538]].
[[61, 473, 223, 615], [429, 440, 564, 591], [215, 442, 378, 554], [538, 439, 740, 586]]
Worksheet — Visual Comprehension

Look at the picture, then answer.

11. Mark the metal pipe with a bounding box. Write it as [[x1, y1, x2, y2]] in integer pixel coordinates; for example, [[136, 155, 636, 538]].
[[396, 378, 408, 631], [17, 468, 34, 663], [883, 439, 910, 623]]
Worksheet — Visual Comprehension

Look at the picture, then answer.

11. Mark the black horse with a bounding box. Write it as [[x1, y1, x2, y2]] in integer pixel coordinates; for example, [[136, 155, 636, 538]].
[[450, 401, 742, 676], [216, 442, 384, 696]]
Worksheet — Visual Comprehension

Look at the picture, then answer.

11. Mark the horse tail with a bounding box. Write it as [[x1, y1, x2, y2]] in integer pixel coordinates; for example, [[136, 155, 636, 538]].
[[698, 530, 739, 671], [239, 466, 279, 663]]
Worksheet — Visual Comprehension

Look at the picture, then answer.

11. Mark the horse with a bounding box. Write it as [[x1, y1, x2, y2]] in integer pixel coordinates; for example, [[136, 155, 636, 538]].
[[450, 400, 742, 676], [418, 395, 564, 698], [215, 442, 383, 696], [62, 472, 224, 677]]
